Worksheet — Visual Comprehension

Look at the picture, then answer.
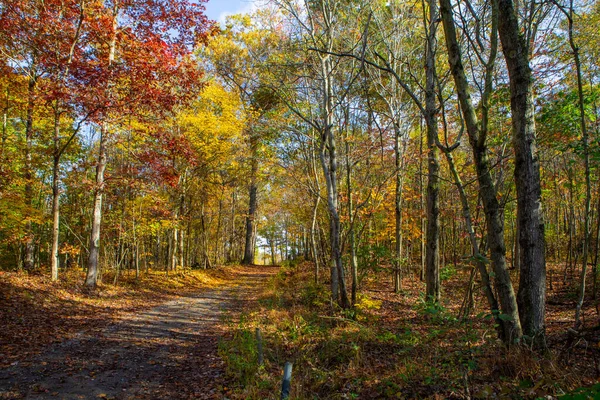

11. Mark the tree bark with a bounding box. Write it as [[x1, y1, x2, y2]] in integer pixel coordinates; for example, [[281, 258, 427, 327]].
[[424, 0, 441, 303], [320, 54, 349, 309], [394, 123, 405, 293], [85, 126, 107, 288], [23, 72, 36, 271], [311, 195, 321, 283], [50, 107, 61, 281], [179, 184, 186, 269], [420, 122, 426, 282], [85, 1, 118, 288], [345, 137, 358, 305], [496, 0, 546, 344], [171, 226, 178, 271], [1, 87, 8, 169], [242, 136, 258, 265]]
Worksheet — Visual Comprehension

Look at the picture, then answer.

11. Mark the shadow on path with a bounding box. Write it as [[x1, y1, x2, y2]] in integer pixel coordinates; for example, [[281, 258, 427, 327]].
[[0, 266, 278, 400]]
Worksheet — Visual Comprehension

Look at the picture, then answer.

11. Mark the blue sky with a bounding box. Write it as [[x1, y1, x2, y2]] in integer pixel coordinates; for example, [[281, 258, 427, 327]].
[[204, 0, 257, 23]]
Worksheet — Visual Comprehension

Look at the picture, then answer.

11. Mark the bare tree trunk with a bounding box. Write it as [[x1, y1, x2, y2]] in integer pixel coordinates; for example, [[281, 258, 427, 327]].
[[85, 1, 117, 288], [512, 218, 521, 271], [1, 87, 9, 174], [394, 123, 405, 293], [215, 195, 223, 265], [179, 187, 186, 269], [167, 230, 173, 274], [133, 215, 139, 280], [201, 203, 212, 269], [497, 0, 546, 344], [321, 135, 342, 304], [565, 167, 575, 279], [85, 126, 107, 288], [420, 122, 426, 282], [155, 234, 161, 270], [424, 0, 441, 303], [171, 224, 178, 271], [311, 195, 321, 283], [229, 190, 236, 263], [315, 53, 349, 308], [50, 107, 61, 281], [346, 138, 358, 305], [242, 137, 258, 265], [303, 227, 309, 259], [179, 229, 184, 269], [23, 72, 36, 271]]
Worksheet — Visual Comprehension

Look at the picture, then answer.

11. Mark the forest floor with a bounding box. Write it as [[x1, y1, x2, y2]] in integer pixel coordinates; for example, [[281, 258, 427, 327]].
[[3, 262, 600, 399], [0, 265, 279, 399], [219, 261, 600, 399]]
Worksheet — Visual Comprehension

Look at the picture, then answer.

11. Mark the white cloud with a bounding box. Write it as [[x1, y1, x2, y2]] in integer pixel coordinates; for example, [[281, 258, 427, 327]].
[[217, 0, 262, 24]]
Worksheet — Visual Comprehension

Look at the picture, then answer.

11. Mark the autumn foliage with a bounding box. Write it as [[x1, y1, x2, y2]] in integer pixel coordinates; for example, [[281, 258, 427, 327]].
[[1, 0, 600, 398]]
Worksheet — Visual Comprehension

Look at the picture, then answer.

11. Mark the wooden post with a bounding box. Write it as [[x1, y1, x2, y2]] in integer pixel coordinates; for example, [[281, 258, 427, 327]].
[[256, 328, 264, 366], [280, 362, 293, 400]]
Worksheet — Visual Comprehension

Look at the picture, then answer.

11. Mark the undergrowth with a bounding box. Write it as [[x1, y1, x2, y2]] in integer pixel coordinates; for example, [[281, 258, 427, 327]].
[[219, 261, 593, 399]]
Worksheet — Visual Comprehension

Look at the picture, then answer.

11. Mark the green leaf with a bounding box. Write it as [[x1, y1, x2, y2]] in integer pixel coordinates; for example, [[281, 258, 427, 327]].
[[498, 313, 513, 322]]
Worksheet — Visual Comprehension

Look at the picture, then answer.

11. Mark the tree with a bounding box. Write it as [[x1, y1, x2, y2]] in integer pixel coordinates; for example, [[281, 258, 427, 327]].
[[83, 0, 210, 288], [439, 0, 522, 342], [496, 0, 547, 344], [550, 0, 593, 328], [271, 0, 362, 308], [0, 0, 47, 270], [357, 0, 442, 302], [203, 13, 282, 266]]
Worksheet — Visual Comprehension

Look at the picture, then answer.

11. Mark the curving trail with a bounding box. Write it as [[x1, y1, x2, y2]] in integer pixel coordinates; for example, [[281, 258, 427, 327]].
[[0, 266, 278, 400]]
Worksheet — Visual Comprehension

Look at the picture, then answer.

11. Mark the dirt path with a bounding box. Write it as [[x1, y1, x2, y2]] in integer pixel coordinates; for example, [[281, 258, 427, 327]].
[[0, 266, 278, 400]]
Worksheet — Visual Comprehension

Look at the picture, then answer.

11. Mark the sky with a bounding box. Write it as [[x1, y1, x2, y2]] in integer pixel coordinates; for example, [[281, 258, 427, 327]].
[[203, 0, 258, 23]]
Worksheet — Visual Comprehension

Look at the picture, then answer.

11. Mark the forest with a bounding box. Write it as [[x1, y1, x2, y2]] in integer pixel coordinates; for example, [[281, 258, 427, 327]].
[[1, 0, 600, 398]]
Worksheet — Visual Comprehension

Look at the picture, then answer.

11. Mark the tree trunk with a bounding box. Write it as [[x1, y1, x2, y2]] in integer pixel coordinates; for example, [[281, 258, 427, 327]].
[[311, 195, 321, 283], [443, 149, 503, 327], [394, 123, 405, 293], [424, 0, 441, 303], [346, 138, 358, 305], [270, 240, 276, 265], [564, 0, 592, 328], [1, 87, 8, 169], [179, 185, 186, 269], [242, 137, 258, 265], [420, 121, 426, 282], [313, 53, 349, 308], [439, 0, 522, 342], [85, 126, 108, 288], [229, 190, 237, 263], [180, 229, 185, 269], [215, 195, 223, 265], [513, 216, 521, 270], [497, 0, 546, 344], [85, 2, 118, 288], [50, 107, 61, 281], [171, 226, 178, 272], [23, 73, 36, 271], [155, 234, 161, 269]]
